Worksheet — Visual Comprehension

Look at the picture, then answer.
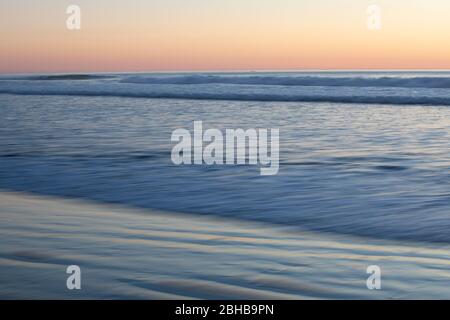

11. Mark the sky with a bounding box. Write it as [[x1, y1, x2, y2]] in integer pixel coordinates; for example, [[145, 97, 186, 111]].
[[1, 0, 450, 73]]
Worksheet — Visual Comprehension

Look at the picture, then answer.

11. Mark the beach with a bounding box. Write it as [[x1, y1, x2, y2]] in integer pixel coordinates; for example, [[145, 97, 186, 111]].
[[1, 191, 450, 299], [1, 72, 450, 299]]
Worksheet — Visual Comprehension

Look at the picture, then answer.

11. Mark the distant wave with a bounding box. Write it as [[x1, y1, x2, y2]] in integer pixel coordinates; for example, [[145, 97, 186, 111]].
[[3, 73, 450, 89], [2, 73, 450, 105], [0, 74, 113, 81], [28, 74, 113, 81], [121, 75, 450, 89], [1, 88, 450, 106]]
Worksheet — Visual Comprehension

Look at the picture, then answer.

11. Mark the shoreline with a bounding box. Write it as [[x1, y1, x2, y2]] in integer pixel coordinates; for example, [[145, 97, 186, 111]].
[[1, 191, 450, 299]]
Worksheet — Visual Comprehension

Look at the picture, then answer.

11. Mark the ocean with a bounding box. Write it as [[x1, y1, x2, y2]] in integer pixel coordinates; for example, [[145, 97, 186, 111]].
[[1, 71, 450, 243]]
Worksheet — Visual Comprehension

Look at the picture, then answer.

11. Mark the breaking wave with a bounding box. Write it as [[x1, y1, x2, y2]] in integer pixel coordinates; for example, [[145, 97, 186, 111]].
[[2, 72, 450, 106], [1, 87, 450, 106], [121, 74, 450, 89]]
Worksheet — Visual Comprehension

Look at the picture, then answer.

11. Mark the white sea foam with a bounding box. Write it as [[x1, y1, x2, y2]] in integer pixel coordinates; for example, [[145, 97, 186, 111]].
[[1, 72, 450, 105], [120, 74, 450, 89]]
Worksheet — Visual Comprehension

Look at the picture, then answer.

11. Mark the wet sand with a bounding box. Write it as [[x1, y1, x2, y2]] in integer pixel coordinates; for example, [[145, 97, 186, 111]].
[[1, 191, 450, 299]]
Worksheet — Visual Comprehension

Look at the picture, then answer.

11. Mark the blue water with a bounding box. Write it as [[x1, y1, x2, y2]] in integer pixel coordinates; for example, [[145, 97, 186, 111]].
[[1, 72, 450, 242]]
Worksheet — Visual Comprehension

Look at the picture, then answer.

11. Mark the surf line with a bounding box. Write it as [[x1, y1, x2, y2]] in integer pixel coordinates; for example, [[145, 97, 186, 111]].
[[171, 121, 279, 176]]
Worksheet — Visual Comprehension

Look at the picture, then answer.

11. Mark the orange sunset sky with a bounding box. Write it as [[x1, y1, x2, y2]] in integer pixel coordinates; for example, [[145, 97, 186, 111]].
[[1, 0, 450, 73]]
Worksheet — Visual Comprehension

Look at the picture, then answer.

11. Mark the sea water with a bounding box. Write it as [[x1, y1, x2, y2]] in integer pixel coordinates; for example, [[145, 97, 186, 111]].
[[1, 71, 449, 242]]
